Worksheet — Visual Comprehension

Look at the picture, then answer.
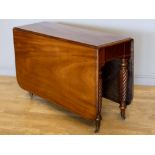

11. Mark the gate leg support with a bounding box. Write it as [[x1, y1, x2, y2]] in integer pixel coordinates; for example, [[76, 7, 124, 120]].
[[95, 71, 103, 133], [119, 58, 128, 120]]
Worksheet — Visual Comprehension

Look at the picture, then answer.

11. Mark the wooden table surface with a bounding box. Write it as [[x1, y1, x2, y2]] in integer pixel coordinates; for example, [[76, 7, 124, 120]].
[[16, 22, 131, 48]]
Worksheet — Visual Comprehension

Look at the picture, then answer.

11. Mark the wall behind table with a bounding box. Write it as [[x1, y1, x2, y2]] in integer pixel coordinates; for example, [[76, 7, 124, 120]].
[[0, 19, 155, 85]]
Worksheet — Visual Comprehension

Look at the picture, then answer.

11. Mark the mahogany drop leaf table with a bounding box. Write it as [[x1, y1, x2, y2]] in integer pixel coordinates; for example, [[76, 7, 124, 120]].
[[13, 22, 134, 132]]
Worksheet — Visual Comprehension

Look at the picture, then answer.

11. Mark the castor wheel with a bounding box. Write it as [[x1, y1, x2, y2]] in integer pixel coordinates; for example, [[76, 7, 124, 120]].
[[95, 114, 102, 133], [120, 108, 126, 120], [121, 110, 126, 120], [29, 92, 34, 99]]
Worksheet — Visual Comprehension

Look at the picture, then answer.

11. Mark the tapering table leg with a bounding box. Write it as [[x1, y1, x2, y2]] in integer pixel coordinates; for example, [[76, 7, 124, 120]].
[[119, 58, 128, 119], [95, 71, 102, 133], [95, 114, 102, 133]]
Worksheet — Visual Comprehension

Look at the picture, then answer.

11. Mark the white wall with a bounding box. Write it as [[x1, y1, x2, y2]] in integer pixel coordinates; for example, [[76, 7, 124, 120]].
[[0, 19, 45, 75], [0, 19, 155, 85]]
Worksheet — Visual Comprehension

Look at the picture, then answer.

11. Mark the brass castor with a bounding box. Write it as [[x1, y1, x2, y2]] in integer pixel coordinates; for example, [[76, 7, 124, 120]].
[[120, 108, 126, 120], [95, 114, 102, 133], [29, 92, 34, 99]]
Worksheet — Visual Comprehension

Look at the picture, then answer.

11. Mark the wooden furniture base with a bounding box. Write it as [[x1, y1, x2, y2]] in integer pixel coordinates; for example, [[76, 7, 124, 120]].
[[13, 22, 134, 132]]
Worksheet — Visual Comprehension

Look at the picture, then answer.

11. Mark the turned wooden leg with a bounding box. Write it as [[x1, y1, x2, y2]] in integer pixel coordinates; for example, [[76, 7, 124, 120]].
[[119, 58, 128, 120], [29, 92, 34, 99], [95, 71, 102, 133]]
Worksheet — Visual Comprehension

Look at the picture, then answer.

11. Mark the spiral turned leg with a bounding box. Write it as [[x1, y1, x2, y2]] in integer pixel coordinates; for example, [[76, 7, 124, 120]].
[[95, 71, 102, 133], [119, 59, 128, 120]]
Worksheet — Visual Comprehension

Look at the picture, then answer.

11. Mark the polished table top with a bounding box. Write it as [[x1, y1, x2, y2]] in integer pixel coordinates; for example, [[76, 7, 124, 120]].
[[16, 22, 131, 48]]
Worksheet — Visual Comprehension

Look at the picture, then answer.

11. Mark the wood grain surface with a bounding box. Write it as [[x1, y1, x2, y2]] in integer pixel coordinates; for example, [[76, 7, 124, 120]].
[[13, 30, 98, 120], [0, 77, 154, 135], [15, 22, 132, 48]]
